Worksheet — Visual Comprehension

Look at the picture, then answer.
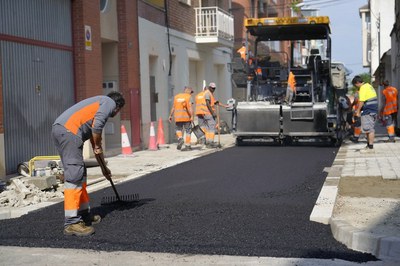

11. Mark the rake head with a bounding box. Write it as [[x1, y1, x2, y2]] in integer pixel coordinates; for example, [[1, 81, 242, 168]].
[[101, 193, 140, 205]]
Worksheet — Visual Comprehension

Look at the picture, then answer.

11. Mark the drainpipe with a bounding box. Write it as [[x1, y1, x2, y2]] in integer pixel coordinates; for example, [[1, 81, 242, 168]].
[[165, 0, 174, 143]]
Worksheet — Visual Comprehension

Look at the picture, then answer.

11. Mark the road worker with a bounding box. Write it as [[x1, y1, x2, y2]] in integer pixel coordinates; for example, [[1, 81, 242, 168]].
[[285, 71, 296, 104], [52, 91, 125, 236], [352, 76, 378, 152], [237, 43, 247, 62], [169, 87, 194, 151], [380, 80, 398, 142], [350, 90, 362, 143], [195, 82, 220, 148]]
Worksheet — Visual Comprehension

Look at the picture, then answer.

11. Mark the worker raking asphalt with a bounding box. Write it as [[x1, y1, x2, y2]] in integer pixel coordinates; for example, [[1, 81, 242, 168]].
[[0, 145, 377, 263]]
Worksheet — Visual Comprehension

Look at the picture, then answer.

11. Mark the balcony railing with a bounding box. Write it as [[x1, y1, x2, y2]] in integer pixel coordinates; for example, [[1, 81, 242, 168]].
[[195, 7, 234, 47]]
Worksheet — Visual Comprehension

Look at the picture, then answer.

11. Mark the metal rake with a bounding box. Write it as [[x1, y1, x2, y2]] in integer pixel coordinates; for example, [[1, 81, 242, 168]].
[[97, 154, 140, 205], [100, 175, 140, 205]]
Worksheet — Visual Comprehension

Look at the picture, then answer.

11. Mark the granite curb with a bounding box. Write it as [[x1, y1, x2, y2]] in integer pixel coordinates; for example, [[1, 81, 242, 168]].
[[330, 218, 400, 260]]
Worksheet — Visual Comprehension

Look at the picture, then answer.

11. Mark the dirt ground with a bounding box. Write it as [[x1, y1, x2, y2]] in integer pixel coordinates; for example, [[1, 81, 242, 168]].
[[332, 177, 400, 237], [338, 176, 400, 198]]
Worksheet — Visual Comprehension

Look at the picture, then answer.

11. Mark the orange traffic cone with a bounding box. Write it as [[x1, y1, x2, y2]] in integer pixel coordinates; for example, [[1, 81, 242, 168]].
[[157, 118, 166, 145], [148, 122, 158, 151], [121, 125, 133, 155]]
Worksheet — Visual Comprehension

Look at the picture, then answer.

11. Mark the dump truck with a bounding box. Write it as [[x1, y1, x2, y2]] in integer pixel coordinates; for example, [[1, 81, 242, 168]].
[[233, 16, 347, 145]]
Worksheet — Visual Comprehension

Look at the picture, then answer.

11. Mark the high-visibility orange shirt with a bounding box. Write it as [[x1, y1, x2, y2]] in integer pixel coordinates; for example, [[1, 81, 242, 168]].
[[54, 96, 116, 141], [237, 46, 246, 61], [382, 86, 398, 115], [173, 93, 192, 122], [256, 67, 262, 76], [288, 71, 296, 92]]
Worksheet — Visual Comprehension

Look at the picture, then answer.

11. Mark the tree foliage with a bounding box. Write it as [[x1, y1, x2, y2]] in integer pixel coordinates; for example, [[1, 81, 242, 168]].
[[348, 72, 371, 95], [290, 0, 302, 14]]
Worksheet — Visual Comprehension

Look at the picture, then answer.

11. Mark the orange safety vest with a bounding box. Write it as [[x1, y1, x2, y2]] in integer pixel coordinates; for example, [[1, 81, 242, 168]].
[[173, 93, 192, 122], [195, 90, 215, 116], [288, 71, 296, 92], [256, 67, 262, 76], [237, 46, 246, 61], [382, 86, 398, 115]]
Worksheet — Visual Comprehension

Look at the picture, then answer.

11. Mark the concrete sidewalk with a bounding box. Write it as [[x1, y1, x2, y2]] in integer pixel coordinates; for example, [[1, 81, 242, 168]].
[[311, 125, 400, 261]]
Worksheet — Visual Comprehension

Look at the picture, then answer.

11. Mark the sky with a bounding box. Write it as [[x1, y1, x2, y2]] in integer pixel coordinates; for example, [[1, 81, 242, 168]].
[[302, 0, 369, 76]]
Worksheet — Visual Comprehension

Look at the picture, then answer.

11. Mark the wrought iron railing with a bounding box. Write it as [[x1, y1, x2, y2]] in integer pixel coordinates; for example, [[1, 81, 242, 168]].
[[195, 7, 234, 41]]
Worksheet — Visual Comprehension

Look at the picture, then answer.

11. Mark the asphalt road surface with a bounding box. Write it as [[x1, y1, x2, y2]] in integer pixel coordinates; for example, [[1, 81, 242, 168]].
[[0, 146, 377, 263]]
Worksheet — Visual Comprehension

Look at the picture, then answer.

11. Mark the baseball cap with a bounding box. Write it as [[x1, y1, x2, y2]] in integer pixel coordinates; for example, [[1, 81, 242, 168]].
[[209, 82, 216, 88]]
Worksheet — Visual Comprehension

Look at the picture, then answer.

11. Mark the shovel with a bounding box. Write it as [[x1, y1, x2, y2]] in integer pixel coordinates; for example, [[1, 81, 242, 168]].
[[216, 104, 222, 148], [191, 122, 205, 140]]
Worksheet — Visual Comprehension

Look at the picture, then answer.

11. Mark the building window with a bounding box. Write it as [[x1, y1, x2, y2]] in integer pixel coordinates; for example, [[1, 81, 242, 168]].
[[100, 0, 108, 12], [179, 0, 191, 6]]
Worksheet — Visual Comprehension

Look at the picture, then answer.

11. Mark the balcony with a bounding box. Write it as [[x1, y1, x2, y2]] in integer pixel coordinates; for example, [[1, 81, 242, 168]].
[[195, 7, 234, 48]]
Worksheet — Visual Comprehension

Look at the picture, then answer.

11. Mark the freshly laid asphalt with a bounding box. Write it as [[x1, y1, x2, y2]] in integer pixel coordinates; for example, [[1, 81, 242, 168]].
[[0, 145, 377, 262]]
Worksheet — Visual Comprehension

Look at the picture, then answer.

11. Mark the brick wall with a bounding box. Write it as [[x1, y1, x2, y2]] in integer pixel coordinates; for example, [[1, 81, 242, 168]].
[[117, 0, 141, 120], [168, 1, 196, 36], [231, 0, 292, 49], [232, 0, 248, 47], [138, 1, 165, 26], [71, 0, 103, 102], [138, 0, 196, 37]]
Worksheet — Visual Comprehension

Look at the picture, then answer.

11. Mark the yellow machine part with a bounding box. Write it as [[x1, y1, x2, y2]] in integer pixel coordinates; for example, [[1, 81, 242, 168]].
[[28, 156, 61, 176], [245, 16, 330, 27]]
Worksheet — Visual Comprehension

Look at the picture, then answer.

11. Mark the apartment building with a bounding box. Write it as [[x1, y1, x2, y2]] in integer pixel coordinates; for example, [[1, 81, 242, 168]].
[[138, 0, 234, 146], [390, 2, 400, 91], [359, 0, 395, 85], [231, 0, 292, 52]]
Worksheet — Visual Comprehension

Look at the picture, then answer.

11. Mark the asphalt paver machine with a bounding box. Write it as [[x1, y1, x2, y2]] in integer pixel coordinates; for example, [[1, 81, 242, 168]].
[[234, 16, 344, 145]]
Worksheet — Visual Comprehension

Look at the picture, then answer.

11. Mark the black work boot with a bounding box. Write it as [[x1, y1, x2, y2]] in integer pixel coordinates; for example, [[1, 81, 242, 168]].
[[384, 138, 396, 143], [177, 138, 184, 150], [206, 142, 220, 148], [181, 145, 192, 151]]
